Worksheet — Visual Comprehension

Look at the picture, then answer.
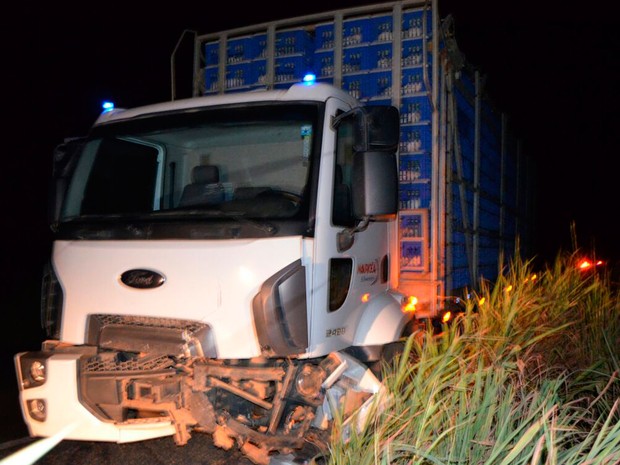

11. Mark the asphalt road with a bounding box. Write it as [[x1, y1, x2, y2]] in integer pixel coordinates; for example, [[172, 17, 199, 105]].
[[0, 434, 256, 465]]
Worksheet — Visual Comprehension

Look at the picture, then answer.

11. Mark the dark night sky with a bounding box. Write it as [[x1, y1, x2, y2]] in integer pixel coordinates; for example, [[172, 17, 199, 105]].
[[2, 0, 619, 352]]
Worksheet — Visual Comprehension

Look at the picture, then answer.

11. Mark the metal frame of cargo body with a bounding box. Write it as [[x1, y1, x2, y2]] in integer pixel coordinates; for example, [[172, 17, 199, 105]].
[[189, 0, 531, 316]]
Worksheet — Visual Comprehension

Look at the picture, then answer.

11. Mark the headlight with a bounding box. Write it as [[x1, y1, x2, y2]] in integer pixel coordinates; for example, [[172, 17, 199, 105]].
[[30, 360, 46, 383], [27, 399, 47, 422], [295, 364, 326, 400], [16, 352, 52, 389]]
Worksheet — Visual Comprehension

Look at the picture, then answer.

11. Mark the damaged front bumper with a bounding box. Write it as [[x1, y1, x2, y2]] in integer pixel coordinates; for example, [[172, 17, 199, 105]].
[[15, 345, 384, 465]]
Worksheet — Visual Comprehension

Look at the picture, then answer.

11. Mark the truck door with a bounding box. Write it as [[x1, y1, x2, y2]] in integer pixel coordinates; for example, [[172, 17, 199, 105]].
[[309, 98, 391, 356]]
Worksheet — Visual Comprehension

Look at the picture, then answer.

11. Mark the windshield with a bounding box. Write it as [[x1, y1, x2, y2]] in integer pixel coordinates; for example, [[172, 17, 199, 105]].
[[62, 103, 319, 226]]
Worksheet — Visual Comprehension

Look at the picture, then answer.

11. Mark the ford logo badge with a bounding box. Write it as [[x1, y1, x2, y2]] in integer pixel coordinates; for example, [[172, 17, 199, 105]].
[[120, 269, 166, 289]]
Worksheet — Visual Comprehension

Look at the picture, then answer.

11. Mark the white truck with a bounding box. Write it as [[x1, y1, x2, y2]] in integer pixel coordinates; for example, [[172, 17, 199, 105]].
[[16, 82, 410, 464], [14, 1, 531, 464]]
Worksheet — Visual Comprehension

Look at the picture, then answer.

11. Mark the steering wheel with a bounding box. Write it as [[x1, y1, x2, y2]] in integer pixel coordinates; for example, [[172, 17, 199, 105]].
[[258, 189, 302, 204]]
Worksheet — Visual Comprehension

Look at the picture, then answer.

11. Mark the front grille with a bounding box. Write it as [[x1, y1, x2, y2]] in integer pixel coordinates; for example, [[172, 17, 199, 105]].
[[90, 314, 206, 333], [82, 353, 174, 373], [86, 314, 216, 358]]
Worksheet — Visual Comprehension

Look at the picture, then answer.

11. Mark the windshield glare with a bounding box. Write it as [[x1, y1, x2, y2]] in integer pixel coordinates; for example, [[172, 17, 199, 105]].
[[62, 104, 318, 221]]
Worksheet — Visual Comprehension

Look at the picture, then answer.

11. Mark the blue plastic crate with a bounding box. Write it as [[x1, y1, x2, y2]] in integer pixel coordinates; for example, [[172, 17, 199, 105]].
[[399, 183, 430, 210], [343, 17, 369, 47], [402, 68, 428, 95], [253, 33, 267, 59], [252, 59, 268, 87], [400, 125, 431, 154], [479, 197, 500, 231], [400, 96, 432, 124], [225, 63, 256, 89], [204, 67, 219, 93], [366, 43, 392, 71], [314, 50, 334, 78], [205, 41, 219, 66], [275, 28, 313, 57], [343, 72, 392, 100], [399, 153, 431, 181], [369, 15, 393, 43], [227, 36, 255, 64], [450, 267, 470, 291], [371, 71, 393, 99], [401, 43, 433, 68], [400, 240, 425, 270], [399, 213, 425, 239], [402, 8, 433, 39], [274, 55, 314, 84], [342, 75, 364, 100], [315, 22, 335, 50], [342, 47, 365, 74]]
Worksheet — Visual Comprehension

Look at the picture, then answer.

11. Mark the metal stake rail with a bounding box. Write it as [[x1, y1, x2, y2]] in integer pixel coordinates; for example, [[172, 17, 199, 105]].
[[187, 0, 531, 314]]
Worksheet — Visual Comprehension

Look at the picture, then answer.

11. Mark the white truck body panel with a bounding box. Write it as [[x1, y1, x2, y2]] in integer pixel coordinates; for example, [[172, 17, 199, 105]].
[[55, 237, 304, 358]]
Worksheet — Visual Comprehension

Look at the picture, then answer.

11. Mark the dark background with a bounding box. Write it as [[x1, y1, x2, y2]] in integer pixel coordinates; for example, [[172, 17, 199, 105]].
[[2, 0, 618, 444]]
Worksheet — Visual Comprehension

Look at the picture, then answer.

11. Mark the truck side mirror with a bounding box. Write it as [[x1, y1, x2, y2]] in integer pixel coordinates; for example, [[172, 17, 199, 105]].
[[332, 106, 399, 251], [332, 105, 399, 219], [352, 105, 400, 153], [332, 105, 400, 153], [351, 150, 398, 218]]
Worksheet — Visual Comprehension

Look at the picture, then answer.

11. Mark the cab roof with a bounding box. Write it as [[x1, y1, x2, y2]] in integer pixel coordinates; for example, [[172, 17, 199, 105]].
[[94, 82, 358, 126]]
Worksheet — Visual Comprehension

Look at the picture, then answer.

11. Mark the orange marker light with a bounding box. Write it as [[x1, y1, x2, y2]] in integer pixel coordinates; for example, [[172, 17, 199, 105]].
[[402, 296, 417, 313], [361, 293, 370, 303], [578, 259, 605, 272], [442, 311, 452, 323], [579, 260, 592, 270]]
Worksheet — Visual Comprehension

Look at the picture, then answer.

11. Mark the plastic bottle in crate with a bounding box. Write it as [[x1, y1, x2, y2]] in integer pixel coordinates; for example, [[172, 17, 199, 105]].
[[413, 217, 421, 237], [412, 159, 421, 179], [377, 49, 391, 69], [346, 80, 361, 99], [403, 17, 422, 39], [320, 55, 334, 77], [410, 189, 420, 208], [345, 26, 363, 46], [403, 74, 422, 95], [378, 76, 391, 98], [322, 29, 334, 49]]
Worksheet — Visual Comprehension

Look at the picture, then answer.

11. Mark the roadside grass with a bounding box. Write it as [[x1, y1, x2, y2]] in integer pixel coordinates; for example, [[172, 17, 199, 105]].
[[328, 250, 620, 464]]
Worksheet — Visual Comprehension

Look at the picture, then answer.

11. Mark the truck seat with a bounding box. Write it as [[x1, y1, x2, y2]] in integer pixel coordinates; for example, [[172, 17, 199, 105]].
[[178, 165, 225, 207]]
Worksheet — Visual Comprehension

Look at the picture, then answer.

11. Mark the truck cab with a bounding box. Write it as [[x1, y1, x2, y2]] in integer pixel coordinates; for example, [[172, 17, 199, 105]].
[[16, 81, 411, 464]]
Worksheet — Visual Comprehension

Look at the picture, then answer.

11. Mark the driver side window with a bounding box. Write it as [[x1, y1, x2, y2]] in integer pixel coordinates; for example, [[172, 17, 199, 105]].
[[332, 118, 355, 227]]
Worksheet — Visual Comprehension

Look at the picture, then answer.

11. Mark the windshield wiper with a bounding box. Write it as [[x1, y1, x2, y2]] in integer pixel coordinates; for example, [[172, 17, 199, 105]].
[[150, 209, 278, 235]]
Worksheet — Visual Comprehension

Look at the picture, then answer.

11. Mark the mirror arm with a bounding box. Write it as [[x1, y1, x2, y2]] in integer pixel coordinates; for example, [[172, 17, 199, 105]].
[[331, 108, 361, 131], [337, 216, 371, 252]]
